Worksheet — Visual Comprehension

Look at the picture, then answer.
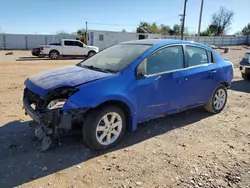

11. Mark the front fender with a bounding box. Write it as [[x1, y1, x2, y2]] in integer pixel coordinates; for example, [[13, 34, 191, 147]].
[[63, 93, 136, 114], [63, 92, 138, 131]]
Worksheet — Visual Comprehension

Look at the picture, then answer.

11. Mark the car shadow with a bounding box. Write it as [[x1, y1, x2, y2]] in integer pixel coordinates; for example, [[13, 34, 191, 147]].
[[0, 107, 211, 188], [16, 57, 87, 62], [231, 80, 250, 93]]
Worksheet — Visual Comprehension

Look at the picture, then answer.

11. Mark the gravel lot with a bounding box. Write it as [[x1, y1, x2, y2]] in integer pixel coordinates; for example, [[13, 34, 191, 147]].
[[0, 48, 249, 188]]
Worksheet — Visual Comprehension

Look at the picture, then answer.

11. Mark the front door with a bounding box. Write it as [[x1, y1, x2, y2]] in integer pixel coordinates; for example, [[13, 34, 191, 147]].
[[75, 41, 88, 56], [135, 45, 186, 122]]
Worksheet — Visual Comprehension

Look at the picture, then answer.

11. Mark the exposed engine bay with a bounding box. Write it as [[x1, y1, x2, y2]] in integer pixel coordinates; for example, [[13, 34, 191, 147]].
[[23, 87, 88, 151]]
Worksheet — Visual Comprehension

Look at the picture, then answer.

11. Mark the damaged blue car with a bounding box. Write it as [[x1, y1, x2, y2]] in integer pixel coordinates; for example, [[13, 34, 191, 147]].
[[23, 39, 234, 150]]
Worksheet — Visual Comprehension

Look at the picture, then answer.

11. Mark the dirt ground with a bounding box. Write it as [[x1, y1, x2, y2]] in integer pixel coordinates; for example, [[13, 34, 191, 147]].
[[0, 48, 249, 188]]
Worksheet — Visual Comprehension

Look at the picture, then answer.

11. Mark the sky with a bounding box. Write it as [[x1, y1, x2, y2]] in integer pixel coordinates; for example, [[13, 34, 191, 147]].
[[0, 0, 249, 35]]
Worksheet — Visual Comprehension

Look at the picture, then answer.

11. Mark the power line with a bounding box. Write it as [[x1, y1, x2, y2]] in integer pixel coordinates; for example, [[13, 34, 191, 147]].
[[88, 22, 137, 27], [87, 15, 180, 27]]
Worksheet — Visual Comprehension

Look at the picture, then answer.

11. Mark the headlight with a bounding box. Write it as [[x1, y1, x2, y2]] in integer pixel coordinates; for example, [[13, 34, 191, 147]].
[[47, 99, 67, 110]]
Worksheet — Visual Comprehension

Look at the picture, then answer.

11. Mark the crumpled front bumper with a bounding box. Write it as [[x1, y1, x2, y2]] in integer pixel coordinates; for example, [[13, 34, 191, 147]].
[[23, 98, 72, 130], [23, 98, 44, 124], [23, 97, 90, 131]]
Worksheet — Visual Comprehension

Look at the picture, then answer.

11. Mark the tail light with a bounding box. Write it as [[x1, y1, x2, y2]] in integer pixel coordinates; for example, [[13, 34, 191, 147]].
[[40, 46, 44, 51]]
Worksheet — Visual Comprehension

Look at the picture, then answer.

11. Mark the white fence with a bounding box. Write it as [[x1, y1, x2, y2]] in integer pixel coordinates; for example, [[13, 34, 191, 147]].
[[0, 33, 249, 50], [0, 34, 78, 50]]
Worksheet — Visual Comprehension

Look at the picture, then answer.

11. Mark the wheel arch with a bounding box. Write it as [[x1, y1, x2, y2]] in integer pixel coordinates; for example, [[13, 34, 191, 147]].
[[49, 49, 60, 55], [219, 81, 230, 89], [88, 50, 96, 55]]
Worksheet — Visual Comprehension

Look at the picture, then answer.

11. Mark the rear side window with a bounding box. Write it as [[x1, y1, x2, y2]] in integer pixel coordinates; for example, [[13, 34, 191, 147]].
[[64, 41, 75, 46], [144, 45, 184, 75], [186, 46, 208, 67]]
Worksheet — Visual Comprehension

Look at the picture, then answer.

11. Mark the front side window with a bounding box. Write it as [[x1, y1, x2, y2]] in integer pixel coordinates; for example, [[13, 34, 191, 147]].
[[75, 41, 83, 47], [139, 46, 184, 75], [186, 46, 209, 67], [77, 44, 151, 73]]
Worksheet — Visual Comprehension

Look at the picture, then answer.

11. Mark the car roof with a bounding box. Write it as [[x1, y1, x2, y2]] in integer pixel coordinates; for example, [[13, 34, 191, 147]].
[[122, 39, 211, 50]]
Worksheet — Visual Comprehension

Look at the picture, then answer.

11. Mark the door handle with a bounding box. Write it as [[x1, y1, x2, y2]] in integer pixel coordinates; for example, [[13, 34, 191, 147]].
[[177, 77, 188, 83], [154, 75, 161, 81], [210, 70, 217, 74]]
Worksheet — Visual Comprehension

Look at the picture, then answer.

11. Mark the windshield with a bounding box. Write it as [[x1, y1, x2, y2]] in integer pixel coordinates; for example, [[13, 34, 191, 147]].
[[77, 44, 152, 73]]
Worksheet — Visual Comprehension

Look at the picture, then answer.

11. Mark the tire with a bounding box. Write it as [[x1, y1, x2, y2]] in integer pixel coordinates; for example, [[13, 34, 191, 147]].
[[49, 50, 59, 60], [82, 105, 126, 150], [204, 85, 227, 114], [88, 51, 96, 58], [242, 73, 250, 80]]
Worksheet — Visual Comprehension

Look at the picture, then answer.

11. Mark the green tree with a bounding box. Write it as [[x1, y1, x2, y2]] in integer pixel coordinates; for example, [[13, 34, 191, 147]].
[[121, 29, 126, 32], [200, 28, 212, 36], [76, 29, 86, 36], [160, 24, 171, 35], [173, 24, 181, 35], [136, 22, 152, 33], [241, 23, 250, 35]]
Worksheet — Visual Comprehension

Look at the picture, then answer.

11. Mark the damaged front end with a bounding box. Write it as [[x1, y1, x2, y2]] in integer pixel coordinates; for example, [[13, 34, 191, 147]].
[[23, 87, 88, 151]]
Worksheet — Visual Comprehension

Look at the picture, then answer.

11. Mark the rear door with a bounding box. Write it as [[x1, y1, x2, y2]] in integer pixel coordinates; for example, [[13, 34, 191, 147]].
[[63, 40, 78, 55], [179, 45, 218, 107]]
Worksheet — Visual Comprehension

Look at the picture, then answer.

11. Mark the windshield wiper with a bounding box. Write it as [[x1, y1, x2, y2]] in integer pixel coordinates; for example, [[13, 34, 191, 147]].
[[80, 65, 116, 73]]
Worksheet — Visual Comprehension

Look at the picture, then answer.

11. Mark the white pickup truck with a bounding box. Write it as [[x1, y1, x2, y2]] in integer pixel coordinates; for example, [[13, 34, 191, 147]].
[[40, 39, 99, 60]]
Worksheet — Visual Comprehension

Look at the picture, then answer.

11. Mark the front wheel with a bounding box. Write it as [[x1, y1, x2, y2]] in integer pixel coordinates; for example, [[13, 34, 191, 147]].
[[82, 105, 126, 150], [88, 51, 96, 58], [204, 85, 227, 114]]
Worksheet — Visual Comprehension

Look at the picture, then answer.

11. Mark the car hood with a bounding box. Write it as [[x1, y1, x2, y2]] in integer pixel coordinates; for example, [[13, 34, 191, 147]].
[[25, 65, 112, 96]]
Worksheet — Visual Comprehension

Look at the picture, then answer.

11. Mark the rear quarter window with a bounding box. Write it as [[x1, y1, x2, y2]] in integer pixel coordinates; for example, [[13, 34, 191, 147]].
[[207, 51, 214, 63]]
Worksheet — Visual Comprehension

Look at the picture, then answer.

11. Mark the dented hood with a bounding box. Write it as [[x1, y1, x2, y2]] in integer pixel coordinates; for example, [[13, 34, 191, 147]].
[[25, 65, 112, 96]]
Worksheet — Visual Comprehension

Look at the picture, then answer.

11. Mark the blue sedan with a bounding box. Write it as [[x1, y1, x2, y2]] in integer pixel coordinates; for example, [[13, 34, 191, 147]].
[[23, 39, 234, 150]]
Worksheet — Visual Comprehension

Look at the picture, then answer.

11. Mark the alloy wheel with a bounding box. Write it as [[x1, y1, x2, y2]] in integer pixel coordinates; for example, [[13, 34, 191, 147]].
[[96, 112, 122, 145], [213, 88, 226, 110]]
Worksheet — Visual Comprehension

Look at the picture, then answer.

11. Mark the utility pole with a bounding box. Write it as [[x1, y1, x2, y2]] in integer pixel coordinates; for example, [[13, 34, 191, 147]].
[[180, 0, 188, 40], [85, 21, 88, 44], [197, 0, 204, 42]]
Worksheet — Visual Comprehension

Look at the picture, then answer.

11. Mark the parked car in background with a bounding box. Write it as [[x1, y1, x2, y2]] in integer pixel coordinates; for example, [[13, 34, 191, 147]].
[[239, 52, 250, 80], [40, 39, 99, 60], [23, 39, 234, 151]]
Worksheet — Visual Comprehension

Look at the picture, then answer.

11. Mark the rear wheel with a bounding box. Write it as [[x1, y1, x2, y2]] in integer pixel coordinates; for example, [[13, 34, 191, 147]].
[[82, 105, 126, 150], [204, 85, 227, 114], [242, 73, 250, 80], [49, 50, 59, 60]]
